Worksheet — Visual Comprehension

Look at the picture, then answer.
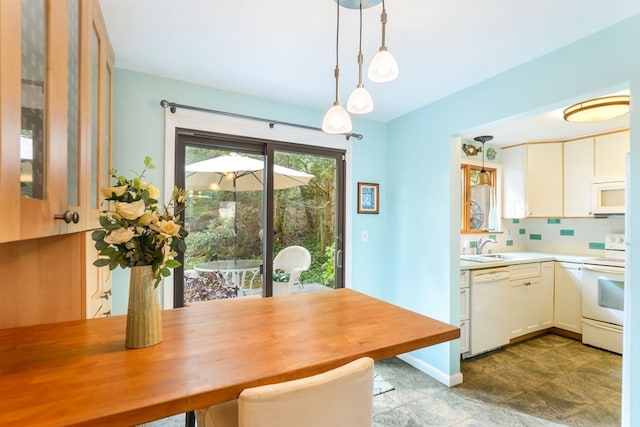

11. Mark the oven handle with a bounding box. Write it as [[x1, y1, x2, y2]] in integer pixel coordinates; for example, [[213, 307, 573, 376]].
[[582, 264, 625, 275]]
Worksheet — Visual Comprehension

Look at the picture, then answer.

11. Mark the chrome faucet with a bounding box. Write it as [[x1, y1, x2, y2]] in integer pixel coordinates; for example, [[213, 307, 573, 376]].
[[477, 236, 497, 255]]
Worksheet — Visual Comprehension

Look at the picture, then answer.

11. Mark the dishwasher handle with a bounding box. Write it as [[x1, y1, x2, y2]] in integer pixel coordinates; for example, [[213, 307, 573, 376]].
[[472, 271, 510, 282]]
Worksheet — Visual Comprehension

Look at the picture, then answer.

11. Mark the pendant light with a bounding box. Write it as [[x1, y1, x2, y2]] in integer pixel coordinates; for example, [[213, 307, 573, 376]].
[[322, 0, 352, 134], [368, 0, 398, 83], [347, 1, 374, 114], [473, 135, 492, 185]]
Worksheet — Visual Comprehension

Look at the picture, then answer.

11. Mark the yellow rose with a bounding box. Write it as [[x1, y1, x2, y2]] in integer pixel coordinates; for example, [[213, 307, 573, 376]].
[[155, 220, 181, 237], [100, 185, 128, 199], [138, 211, 158, 226], [115, 199, 146, 220], [140, 182, 160, 200], [104, 227, 135, 245]]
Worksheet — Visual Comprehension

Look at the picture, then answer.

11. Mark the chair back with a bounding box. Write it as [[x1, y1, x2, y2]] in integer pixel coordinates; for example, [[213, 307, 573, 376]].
[[239, 357, 374, 427], [273, 245, 311, 274]]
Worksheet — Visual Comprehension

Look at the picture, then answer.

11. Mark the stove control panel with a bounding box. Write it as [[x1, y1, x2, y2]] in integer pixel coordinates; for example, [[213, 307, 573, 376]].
[[605, 233, 626, 251]]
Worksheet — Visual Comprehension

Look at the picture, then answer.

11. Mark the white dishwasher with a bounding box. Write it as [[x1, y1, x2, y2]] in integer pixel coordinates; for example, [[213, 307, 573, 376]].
[[466, 267, 511, 358]]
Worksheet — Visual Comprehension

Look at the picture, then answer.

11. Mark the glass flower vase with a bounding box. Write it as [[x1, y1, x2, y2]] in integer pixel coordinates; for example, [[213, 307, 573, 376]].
[[125, 265, 163, 348]]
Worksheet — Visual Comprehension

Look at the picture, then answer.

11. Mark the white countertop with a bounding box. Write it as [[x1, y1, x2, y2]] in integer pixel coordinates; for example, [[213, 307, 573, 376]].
[[459, 251, 594, 270]]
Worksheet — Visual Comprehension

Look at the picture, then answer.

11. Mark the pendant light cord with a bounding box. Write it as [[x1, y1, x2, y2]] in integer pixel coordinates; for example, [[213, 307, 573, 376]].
[[380, 0, 387, 48], [357, 2, 364, 86], [333, 0, 341, 104]]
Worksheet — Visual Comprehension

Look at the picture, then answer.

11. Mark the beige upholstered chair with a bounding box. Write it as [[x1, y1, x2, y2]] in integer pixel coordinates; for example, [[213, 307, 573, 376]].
[[272, 245, 311, 296], [195, 357, 374, 427]]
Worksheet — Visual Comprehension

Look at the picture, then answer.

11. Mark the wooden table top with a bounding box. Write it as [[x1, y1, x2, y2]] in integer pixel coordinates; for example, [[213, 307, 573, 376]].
[[0, 288, 459, 426]]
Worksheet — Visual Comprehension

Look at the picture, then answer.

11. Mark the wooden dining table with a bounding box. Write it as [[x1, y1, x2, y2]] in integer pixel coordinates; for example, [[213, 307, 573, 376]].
[[0, 288, 459, 426]]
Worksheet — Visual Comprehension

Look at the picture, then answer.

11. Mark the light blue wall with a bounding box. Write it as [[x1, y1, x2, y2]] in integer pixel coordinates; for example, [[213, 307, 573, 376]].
[[385, 12, 640, 423], [111, 70, 387, 312], [112, 12, 640, 424]]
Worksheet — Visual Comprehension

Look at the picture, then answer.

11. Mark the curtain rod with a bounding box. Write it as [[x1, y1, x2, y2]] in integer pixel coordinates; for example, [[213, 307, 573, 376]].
[[160, 100, 363, 141]]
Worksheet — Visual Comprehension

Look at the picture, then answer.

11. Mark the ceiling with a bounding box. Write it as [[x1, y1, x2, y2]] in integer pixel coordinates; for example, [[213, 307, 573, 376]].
[[98, 0, 639, 143]]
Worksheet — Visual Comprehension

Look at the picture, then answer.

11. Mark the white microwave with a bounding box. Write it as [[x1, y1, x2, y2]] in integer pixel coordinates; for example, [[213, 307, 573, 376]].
[[592, 179, 625, 215]]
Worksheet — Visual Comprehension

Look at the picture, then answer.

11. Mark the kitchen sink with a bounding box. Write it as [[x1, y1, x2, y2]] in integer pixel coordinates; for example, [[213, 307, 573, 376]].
[[461, 253, 526, 263]]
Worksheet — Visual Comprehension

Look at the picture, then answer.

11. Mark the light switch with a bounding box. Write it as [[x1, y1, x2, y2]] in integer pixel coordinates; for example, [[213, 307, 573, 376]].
[[362, 230, 368, 242]]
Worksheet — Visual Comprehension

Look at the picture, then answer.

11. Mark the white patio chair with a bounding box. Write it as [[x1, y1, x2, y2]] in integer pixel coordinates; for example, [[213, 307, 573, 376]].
[[195, 357, 374, 427], [272, 245, 311, 296]]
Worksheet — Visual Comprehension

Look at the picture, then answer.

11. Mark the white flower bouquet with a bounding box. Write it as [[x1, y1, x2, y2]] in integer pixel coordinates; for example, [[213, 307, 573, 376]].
[[92, 157, 188, 287]]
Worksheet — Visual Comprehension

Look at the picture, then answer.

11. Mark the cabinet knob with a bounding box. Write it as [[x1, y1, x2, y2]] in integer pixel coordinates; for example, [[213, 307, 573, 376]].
[[54, 210, 80, 224]]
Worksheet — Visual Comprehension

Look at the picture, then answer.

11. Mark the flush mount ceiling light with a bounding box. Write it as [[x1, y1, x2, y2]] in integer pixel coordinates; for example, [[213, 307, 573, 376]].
[[322, 0, 352, 134], [473, 135, 493, 186], [563, 95, 630, 123]]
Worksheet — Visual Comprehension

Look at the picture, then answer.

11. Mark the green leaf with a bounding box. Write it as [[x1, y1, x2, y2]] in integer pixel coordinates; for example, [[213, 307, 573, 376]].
[[93, 259, 110, 267], [91, 229, 107, 241], [165, 259, 181, 269]]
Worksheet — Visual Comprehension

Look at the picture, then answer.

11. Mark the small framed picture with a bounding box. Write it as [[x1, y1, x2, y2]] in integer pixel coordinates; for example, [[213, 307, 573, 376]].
[[357, 182, 379, 214]]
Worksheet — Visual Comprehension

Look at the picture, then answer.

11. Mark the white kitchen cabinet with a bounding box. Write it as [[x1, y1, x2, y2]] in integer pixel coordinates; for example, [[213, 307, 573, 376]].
[[510, 262, 554, 339], [554, 262, 582, 333], [564, 137, 594, 217], [594, 130, 630, 179], [460, 270, 470, 354], [502, 143, 563, 218]]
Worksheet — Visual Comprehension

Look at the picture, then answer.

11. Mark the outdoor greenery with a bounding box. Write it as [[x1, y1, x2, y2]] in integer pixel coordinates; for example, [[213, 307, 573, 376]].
[[183, 149, 337, 287]]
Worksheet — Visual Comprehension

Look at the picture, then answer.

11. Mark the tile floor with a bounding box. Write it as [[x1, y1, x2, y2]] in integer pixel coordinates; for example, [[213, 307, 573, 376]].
[[144, 333, 622, 427], [373, 333, 621, 426]]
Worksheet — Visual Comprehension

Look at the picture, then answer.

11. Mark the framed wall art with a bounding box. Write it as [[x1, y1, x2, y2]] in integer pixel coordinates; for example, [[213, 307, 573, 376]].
[[357, 182, 379, 214]]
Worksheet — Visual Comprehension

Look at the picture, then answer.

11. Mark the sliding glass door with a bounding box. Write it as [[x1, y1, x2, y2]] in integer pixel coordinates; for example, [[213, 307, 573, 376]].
[[174, 130, 345, 306]]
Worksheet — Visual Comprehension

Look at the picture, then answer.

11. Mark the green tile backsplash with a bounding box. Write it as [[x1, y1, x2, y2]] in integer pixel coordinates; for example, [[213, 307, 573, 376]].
[[530, 234, 542, 240], [547, 218, 561, 224], [560, 229, 575, 236], [589, 242, 606, 250]]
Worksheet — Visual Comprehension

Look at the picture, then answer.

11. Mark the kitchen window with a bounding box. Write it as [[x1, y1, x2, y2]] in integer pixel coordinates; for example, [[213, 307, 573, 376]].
[[461, 164, 499, 233]]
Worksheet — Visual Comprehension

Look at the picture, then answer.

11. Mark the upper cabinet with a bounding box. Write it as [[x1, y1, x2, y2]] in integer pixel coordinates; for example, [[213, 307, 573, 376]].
[[0, 0, 113, 243], [564, 137, 594, 217], [503, 130, 629, 219], [594, 130, 630, 179], [502, 142, 563, 218]]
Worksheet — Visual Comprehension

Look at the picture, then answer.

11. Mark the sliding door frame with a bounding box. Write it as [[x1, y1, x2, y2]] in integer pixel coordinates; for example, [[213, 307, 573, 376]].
[[174, 128, 346, 306]]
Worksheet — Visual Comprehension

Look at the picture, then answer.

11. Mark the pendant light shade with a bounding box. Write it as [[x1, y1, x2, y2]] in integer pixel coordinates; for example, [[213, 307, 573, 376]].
[[368, 0, 398, 82], [474, 135, 493, 186], [347, 2, 374, 114], [322, 0, 352, 134], [322, 103, 353, 133]]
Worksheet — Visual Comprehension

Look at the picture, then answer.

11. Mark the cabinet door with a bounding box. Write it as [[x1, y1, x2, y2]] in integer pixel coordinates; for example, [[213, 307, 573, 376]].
[[0, 0, 85, 242], [554, 262, 582, 333], [502, 145, 526, 218], [564, 138, 594, 217], [526, 143, 563, 217], [510, 279, 527, 338], [538, 262, 554, 330], [594, 130, 630, 179], [459, 319, 470, 354]]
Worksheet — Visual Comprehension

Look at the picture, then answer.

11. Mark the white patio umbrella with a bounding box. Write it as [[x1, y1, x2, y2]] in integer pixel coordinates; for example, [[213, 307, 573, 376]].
[[185, 152, 314, 259], [185, 152, 314, 192]]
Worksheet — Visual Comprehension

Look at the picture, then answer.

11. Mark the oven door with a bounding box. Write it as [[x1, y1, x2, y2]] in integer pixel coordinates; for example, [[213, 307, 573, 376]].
[[582, 264, 625, 326]]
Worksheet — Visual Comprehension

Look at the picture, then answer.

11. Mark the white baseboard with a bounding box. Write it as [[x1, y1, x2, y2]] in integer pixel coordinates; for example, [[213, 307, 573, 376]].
[[396, 353, 463, 387]]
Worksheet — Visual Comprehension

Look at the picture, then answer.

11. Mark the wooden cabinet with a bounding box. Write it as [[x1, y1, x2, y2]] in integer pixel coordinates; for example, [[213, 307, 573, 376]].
[[459, 270, 470, 354], [502, 143, 563, 218], [554, 262, 582, 333], [510, 262, 554, 339], [594, 130, 630, 179], [0, 0, 113, 243], [0, 0, 113, 328], [563, 137, 594, 217]]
